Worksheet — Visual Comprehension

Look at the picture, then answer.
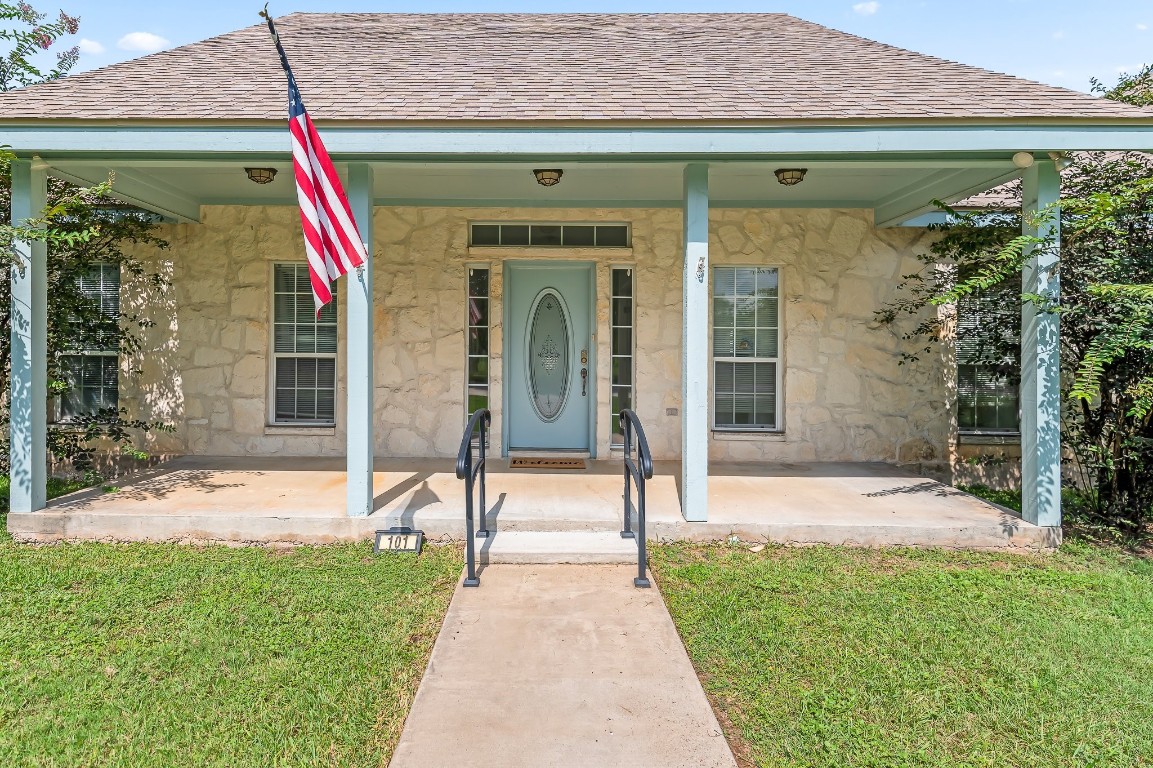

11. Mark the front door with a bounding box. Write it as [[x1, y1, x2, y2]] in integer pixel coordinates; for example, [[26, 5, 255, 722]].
[[506, 263, 593, 452]]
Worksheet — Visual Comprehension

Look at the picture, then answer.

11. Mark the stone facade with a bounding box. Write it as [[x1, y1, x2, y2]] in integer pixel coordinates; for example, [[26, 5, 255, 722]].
[[122, 204, 956, 470]]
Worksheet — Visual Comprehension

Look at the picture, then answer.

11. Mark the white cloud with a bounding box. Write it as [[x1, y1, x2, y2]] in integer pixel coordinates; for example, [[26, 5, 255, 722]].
[[77, 38, 105, 55], [1052, 30, 1065, 40], [117, 32, 170, 52], [853, 1, 880, 14], [1138, 23, 1149, 31]]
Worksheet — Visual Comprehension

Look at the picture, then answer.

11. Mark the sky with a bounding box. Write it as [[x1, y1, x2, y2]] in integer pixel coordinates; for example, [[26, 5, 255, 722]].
[[29, 0, 1153, 94]]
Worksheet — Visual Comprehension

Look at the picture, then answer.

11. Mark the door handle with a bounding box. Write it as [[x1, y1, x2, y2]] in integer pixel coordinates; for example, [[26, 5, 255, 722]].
[[580, 348, 588, 397]]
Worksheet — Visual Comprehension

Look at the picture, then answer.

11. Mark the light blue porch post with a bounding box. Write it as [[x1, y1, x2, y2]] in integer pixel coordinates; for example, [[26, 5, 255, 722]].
[[8, 159, 49, 512], [346, 164, 374, 517], [681, 164, 709, 522], [1020, 161, 1062, 527]]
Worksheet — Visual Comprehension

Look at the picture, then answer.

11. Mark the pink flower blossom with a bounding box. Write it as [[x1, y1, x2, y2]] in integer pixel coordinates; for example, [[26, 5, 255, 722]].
[[16, 2, 40, 24], [58, 11, 80, 35]]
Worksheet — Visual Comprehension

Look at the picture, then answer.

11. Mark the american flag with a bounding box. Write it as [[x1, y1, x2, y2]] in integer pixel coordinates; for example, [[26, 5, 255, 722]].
[[262, 9, 368, 313]]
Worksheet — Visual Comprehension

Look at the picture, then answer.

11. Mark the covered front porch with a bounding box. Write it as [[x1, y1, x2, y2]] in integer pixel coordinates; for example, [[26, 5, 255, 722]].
[[6, 136, 1075, 531], [8, 456, 1057, 549]]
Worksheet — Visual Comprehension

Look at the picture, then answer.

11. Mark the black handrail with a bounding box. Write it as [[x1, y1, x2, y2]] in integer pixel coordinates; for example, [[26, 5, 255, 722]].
[[619, 409, 654, 588], [456, 408, 491, 587]]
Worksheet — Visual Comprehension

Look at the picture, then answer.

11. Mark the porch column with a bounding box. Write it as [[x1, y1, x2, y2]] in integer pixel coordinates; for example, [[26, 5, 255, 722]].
[[1020, 161, 1061, 527], [681, 164, 709, 522], [8, 159, 49, 513], [346, 164, 375, 517]]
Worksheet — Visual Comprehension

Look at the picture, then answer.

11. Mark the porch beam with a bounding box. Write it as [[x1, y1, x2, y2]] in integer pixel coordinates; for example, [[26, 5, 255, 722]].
[[873, 167, 1024, 228], [5, 124, 1153, 158], [8, 159, 48, 513], [202, 197, 875, 210], [346, 164, 375, 518], [48, 165, 202, 224], [681, 164, 709, 522], [1020, 161, 1062, 528], [43, 158, 1017, 170]]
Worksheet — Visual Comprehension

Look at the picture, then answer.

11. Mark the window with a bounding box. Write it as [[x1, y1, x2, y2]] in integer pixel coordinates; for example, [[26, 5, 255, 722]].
[[956, 296, 1020, 433], [58, 264, 120, 420], [712, 267, 781, 430], [272, 263, 337, 424], [469, 222, 630, 248], [610, 267, 634, 446], [466, 266, 490, 417]]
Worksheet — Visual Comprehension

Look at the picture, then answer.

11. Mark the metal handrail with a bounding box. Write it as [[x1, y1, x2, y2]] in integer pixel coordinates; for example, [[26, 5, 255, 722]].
[[456, 408, 491, 587], [619, 409, 654, 588]]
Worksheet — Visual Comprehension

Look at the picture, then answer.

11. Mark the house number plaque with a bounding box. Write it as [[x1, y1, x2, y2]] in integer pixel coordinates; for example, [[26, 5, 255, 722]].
[[374, 526, 425, 555]]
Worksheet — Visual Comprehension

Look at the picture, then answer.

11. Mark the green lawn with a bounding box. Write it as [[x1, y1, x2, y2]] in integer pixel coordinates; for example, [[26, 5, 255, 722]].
[[0, 538, 462, 767], [0, 474, 92, 515], [653, 543, 1153, 768]]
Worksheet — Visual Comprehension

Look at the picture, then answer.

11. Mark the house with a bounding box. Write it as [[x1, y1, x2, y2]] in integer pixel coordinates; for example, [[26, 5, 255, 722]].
[[3, 13, 1151, 541]]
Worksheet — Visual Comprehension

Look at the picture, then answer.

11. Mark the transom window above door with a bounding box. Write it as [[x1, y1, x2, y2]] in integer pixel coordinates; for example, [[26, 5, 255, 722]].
[[470, 222, 629, 248]]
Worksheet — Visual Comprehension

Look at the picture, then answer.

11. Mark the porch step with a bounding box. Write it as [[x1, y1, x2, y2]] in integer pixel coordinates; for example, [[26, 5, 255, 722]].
[[477, 531, 639, 564]]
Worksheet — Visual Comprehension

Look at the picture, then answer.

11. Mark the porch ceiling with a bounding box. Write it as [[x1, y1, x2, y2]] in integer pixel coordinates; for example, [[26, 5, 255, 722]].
[[43, 157, 1023, 227]]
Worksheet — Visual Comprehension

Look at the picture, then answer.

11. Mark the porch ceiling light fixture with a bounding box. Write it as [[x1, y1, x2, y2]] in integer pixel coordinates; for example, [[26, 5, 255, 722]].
[[774, 168, 807, 186], [533, 169, 564, 187], [245, 167, 278, 185]]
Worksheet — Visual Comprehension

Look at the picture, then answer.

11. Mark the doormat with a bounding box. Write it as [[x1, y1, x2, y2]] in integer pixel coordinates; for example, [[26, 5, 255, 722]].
[[509, 457, 587, 470]]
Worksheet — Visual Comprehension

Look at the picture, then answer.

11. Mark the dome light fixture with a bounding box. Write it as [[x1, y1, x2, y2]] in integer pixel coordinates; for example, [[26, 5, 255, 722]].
[[533, 169, 564, 187], [245, 167, 278, 184], [1012, 151, 1035, 169], [774, 168, 807, 186]]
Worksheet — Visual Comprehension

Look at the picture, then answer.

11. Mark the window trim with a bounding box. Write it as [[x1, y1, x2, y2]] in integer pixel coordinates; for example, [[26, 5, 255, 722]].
[[267, 262, 340, 427], [710, 265, 784, 433], [955, 293, 1021, 435], [55, 263, 121, 423], [465, 263, 491, 426], [609, 263, 636, 448]]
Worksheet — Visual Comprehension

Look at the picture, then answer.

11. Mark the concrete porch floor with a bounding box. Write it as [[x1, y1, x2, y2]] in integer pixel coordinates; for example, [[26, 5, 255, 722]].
[[7, 456, 1059, 549]]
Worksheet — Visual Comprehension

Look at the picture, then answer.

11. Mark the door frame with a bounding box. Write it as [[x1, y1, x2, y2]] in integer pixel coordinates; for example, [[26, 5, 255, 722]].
[[501, 260, 598, 458]]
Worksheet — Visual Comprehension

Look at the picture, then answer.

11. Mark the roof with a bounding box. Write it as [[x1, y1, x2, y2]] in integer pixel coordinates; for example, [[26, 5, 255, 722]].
[[1, 13, 1151, 124]]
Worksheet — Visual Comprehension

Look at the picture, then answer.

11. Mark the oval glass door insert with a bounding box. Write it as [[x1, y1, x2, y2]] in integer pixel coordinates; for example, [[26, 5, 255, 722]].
[[526, 289, 571, 422]]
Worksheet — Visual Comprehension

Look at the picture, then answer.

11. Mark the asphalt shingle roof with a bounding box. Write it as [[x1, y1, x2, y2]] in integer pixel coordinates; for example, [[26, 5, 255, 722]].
[[1, 13, 1150, 123]]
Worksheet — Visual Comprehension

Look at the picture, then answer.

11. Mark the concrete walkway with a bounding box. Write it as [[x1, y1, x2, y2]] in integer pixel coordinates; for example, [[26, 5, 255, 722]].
[[389, 565, 738, 768]]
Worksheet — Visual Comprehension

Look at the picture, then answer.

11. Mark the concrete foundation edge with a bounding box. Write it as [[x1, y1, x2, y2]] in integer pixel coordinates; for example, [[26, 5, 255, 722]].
[[8, 512, 1061, 550]]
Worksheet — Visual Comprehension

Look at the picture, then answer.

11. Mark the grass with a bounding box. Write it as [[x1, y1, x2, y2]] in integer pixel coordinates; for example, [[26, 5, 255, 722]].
[[960, 484, 1151, 549], [0, 538, 462, 767], [0, 474, 92, 516], [652, 543, 1153, 768], [958, 483, 1022, 513]]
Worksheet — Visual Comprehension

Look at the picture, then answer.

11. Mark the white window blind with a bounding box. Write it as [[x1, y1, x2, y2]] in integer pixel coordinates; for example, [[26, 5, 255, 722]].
[[272, 263, 337, 424], [713, 267, 780, 430]]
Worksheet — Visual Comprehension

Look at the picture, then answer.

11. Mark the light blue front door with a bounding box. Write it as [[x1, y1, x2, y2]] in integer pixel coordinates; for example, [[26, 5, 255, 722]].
[[506, 263, 593, 451]]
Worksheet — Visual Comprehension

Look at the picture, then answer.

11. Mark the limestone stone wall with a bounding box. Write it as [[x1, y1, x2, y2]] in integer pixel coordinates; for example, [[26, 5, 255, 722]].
[[123, 205, 951, 468]]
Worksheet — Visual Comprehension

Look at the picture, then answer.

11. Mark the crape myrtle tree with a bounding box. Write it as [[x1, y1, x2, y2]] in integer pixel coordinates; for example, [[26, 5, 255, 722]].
[[1, 2, 170, 478], [879, 65, 1153, 537]]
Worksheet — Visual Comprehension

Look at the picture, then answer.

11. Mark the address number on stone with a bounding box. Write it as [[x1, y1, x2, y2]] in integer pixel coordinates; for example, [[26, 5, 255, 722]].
[[374, 527, 424, 555]]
